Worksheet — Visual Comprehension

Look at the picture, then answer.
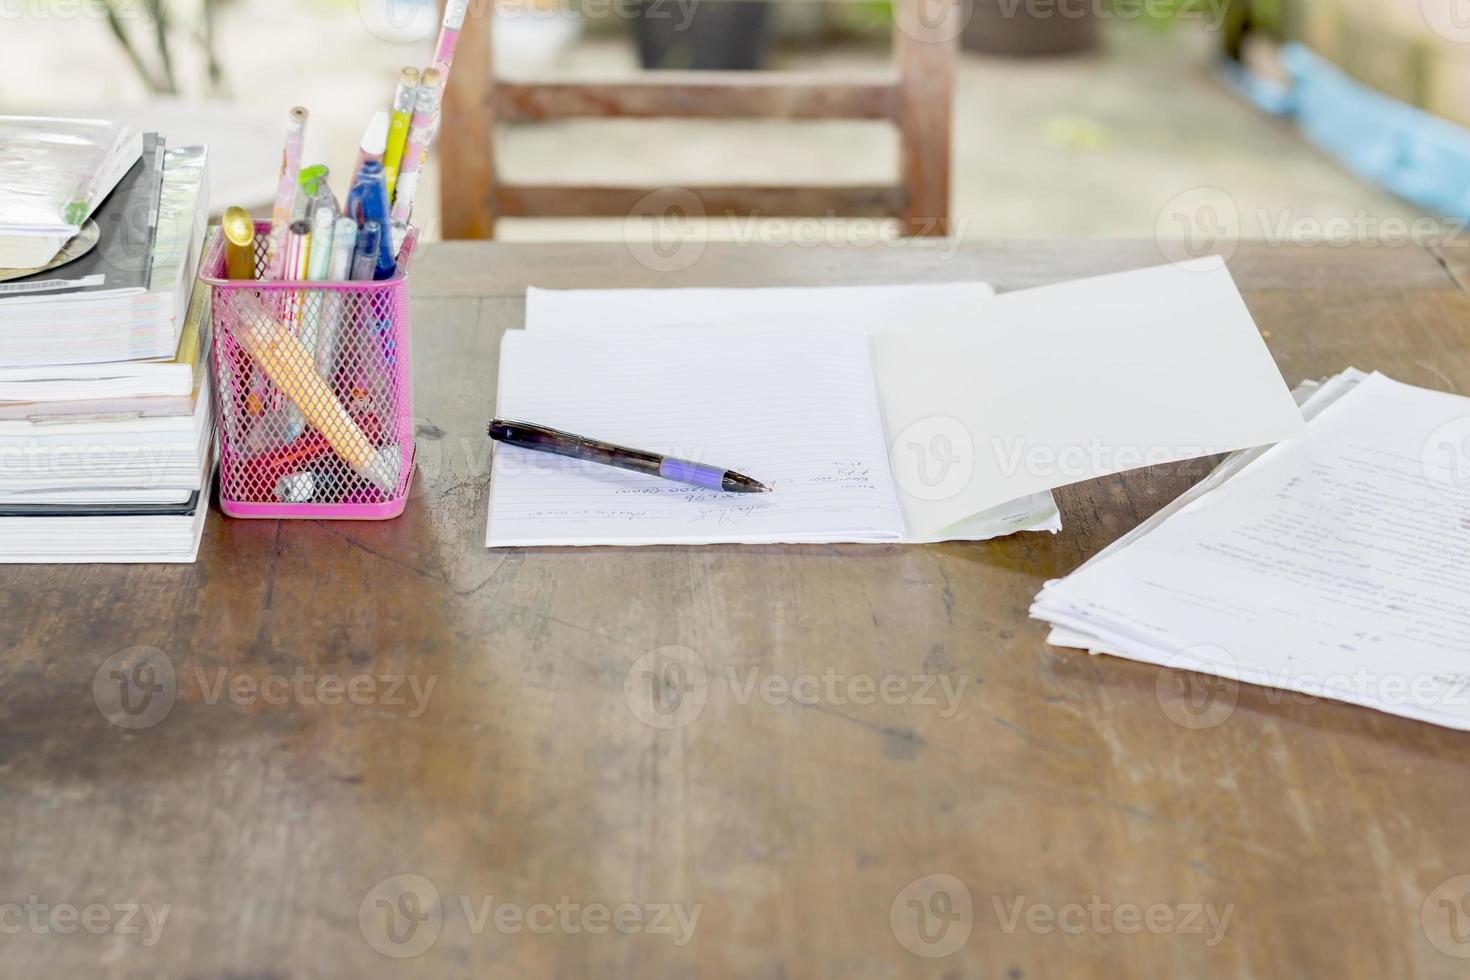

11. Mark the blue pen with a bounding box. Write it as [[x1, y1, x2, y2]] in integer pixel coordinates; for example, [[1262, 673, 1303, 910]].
[[488, 420, 771, 493], [351, 219, 382, 281], [350, 221, 397, 367], [345, 160, 396, 280], [376, 314, 397, 368]]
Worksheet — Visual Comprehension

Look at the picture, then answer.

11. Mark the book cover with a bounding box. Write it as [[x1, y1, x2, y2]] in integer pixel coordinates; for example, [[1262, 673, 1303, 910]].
[[0, 117, 138, 233], [0, 134, 165, 300]]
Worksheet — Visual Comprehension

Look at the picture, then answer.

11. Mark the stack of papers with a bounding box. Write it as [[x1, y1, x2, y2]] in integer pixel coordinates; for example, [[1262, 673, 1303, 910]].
[[1033, 369, 1470, 732], [485, 259, 1306, 547]]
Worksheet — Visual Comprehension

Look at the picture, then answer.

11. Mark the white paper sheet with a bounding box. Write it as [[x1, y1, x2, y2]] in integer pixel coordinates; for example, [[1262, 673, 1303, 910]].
[[1056, 370, 1362, 581], [873, 257, 1308, 535], [1040, 372, 1352, 651], [523, 281, 1063, 540], [525, 282, 997, 335], [486, 330, 907, 546], [1035, 372, 1470, 730]]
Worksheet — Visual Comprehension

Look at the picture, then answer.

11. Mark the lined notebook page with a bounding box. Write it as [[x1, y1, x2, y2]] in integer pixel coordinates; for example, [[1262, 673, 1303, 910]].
[[486, 330, 905, 547], [523, 284, 1063, 543]]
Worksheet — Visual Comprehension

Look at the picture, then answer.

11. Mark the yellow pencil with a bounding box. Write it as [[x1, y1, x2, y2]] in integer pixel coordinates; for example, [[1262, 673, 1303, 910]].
[[383, 67, 420, 201]]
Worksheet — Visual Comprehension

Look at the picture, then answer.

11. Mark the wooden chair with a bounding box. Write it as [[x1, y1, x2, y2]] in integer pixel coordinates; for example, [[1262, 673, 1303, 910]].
[[438, 0, 957, 239]]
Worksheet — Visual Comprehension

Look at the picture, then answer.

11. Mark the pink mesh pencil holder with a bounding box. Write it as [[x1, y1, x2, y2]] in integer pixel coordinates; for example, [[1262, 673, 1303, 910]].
[[199, 221, 417, 520]]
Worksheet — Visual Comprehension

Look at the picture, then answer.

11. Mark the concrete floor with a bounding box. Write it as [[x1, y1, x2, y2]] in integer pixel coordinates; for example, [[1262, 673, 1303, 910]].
[[2, 6, 1422, 246]]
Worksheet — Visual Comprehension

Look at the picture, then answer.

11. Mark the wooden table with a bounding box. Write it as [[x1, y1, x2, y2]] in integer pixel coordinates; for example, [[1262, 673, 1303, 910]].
[[5, 241, 1470, 979]]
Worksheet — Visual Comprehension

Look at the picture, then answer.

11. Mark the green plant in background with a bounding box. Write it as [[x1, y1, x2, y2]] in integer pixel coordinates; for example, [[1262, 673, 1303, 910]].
[[1111, 0, 1230, 30], [826, 0, 894, 40], [84, 0, 231, 96], [828, 0, 1265, 39], [1247, 0, 1286, 39], [1133, 0, 1285, 38], [1217, 0, 1293, 64]]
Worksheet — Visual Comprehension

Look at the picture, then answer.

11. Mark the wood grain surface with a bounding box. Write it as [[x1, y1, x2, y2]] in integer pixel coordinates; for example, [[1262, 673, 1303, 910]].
[[494, 74, 902, 122], [2, 240, 1469, 979]]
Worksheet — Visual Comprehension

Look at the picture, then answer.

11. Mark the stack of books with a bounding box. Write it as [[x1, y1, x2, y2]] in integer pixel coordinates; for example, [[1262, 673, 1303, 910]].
[[0, 117, 212, 563]]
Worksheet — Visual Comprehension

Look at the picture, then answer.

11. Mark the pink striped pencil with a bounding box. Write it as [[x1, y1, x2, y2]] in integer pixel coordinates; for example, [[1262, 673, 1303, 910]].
[[265, 106, 308, 280], [431, 0, 470, 79]]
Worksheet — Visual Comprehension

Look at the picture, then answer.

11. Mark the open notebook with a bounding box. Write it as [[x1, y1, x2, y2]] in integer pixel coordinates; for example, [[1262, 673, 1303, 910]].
[[485, 259, 1308, 547]]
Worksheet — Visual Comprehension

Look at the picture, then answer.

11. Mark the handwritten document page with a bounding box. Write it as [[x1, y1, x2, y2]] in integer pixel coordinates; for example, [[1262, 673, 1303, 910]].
[[524, 282, 1062, 541], [485, 330, 907, 547], [1041, 370, 1361, 651], [1035, 372, 1470, 730], [873, 257, 1308, 536], [525, 282, 997, 335]]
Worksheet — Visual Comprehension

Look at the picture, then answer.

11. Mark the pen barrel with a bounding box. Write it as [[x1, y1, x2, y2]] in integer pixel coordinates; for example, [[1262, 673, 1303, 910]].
[[306, 208, 335, 282], [588, 442, 661, 476], [347, 165, 396, 279], [225, 241, 256, 280], [492, 425, 660, 477], [489, 422, 751, 491], [659, 458, 727, 491]]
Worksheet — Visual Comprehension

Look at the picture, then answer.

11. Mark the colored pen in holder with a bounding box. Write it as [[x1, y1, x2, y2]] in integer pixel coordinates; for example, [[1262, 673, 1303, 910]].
[[346, 161, 396, 281], [200, 220, 417, 520]]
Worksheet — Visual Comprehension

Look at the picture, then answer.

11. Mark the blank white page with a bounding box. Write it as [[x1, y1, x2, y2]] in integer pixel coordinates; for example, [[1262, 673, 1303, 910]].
[[525, 282, 996, 335], [485, 330, 906, 547], [875, 257, 1308, 536]]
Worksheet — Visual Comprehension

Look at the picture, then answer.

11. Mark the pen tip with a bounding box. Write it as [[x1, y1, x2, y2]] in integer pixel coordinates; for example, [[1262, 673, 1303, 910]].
[[722, 472, 770, 493]]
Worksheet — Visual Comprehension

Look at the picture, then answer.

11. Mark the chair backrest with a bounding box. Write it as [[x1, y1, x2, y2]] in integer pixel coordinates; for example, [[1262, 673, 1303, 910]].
[[438, 0, 957, 239]]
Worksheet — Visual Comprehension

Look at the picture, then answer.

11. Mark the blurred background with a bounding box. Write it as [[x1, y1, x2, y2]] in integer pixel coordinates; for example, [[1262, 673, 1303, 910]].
[[4, 0, 1467, 246]]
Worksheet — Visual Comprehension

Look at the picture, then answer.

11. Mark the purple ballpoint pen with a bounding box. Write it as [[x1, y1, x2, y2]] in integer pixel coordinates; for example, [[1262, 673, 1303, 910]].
[[488, 419, 771, 493]]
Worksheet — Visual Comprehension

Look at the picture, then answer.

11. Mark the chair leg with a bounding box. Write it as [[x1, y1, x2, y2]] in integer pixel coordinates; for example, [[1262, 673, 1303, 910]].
[[439, 0, 497, 239], [894, 0, 955, 237]]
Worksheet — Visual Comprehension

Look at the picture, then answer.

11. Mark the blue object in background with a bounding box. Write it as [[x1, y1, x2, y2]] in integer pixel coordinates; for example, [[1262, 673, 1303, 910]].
[[1282, 44, 1470, 222], [1217, 57, 1296, 118]]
